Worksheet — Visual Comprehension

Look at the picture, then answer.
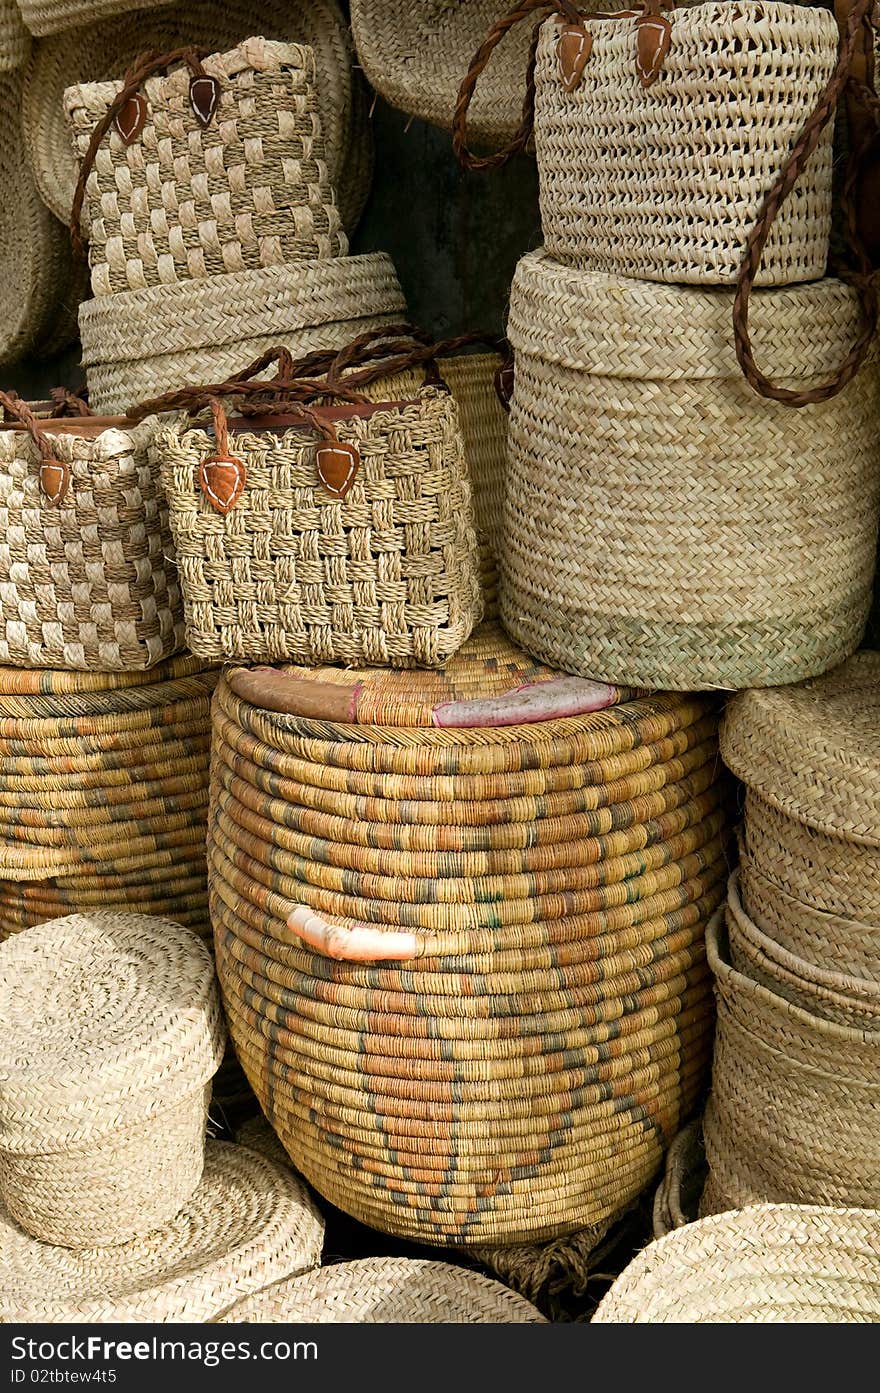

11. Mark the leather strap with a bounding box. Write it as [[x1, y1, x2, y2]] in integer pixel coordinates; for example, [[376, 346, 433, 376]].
[[0, 391, 71, 506]]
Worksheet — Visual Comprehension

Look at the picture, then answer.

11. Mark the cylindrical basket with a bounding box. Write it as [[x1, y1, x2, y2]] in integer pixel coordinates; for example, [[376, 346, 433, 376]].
[[0, 0, 30, 72], [0, 912, 225, 1247], [210, 622, 729, 1246], [501, 251, 880, 689]]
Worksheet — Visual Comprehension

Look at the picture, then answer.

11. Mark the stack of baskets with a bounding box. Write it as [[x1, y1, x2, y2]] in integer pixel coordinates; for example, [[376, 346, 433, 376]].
[[210, 621, 730, 1248], [701, 653, 880, 1213]]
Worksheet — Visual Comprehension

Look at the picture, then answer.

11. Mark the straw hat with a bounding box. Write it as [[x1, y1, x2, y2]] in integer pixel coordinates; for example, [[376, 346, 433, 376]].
[[594, 1205, 880, 1322], [23, 0, 371, 231], [3, 1141, 325, 1322], [221, 1257, 546, 1323]]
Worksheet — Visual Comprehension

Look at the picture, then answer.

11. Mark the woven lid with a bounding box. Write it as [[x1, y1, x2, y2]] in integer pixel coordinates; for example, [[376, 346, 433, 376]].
[[3, 1141, 325, 1322], [720, 651, 880, 846], [508, 250, 869, 381], [0, 653, 209, 698], [0, 912, 224, 1147], [594, 1205, 880, 1322], [220, 1256, 546, 1323]]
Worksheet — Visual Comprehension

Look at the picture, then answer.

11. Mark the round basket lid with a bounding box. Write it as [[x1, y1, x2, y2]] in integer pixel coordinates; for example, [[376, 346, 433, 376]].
[[220, 1256, 545, 1323], [720, 651, 880, 846], [0, 653, 211, 698], [0, 912, 224, 1146], [3, 1141, 325, 1322], [593, 1205, 880, 1322]]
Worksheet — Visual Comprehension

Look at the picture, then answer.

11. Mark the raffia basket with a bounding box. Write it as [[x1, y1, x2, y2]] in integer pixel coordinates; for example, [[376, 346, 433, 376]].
[[501, 251, 880, 690], [221, 1257, 545, 1323], [0, 0, 29, 72], [701, 911, 880, 1213], [65, 38, 347, 299], [3, 1141, 324, 1322], [739, 859, 880, 984], [594, 1205, 880, 1322], [0, 912, 225, 1247], [651, 1117, 706, 1239], [24, 0, 370, 233], [210, 621, 728, 1246], [0, 656, 217, 943], [0, 407, 184, 671], [80, 253, 407, 416]]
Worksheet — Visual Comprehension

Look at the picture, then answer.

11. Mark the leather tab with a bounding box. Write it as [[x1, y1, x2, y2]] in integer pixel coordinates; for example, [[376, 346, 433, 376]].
[[635, 13, 672, 87], [114, 93, 147, 145], [316, 441, 360, 499], [39, 459, 70, 507], [189, 74, 220, 127], [199, 455, 245, 514], [557, 23, 593, 93]]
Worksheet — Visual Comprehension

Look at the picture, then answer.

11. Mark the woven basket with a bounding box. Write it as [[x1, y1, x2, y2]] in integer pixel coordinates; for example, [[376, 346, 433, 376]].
[[0, 656, 217, 943], [16, 0, 168, 37], [3, 1140, 324, 1322], [651, 1117, 706, 1238], [24, 0, 370, 232], [0, 408, 185, 671], [65, 38, 346, 299], [154, 387, 483, 669], [594, 1204, 880, 1322], [0, 912, 224, 1247], [501, 250, 880, 690], [221, 1256, 546, 1323], [0, 0, 29, 72], [702, 910, 880, 1213], [739, 858, 880, 984], [210, 621, 728, 1246], [80, 253, 407, 416]]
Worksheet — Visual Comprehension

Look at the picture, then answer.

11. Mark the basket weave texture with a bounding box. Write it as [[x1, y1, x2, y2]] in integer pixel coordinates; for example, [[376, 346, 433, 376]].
[[65, 38, 347, 298], [3, 1141, 324, 1322], [210, 623, 728, 1246], [0, 911, 225, 1247], [501, 251, 880, 690], [221, 1256, 546, 1323], [0, 0, 29, 71], [155, 388, 483, 668], [594, 1204, 880, 1322], [532, 2, 837, 285]]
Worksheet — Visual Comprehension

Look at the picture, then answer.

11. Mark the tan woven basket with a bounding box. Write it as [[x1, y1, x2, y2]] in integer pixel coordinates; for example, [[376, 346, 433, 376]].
[[3, 1141, 324, 1322], [0, 0, 29, 72], [80, 253, 407, 415], [702, 910, 880, 1213], [210, 622, 728, 1246], [16, 0, 167, 37], [501, 251, 880, 690], [153, 387, 483, 669], [65, 38, 347, 299], [0, 912, 225, 1248], [651, 1117, 706, 1239], [221, 1256, 546, 1323], [0, 406, 185, 671], [595, 1204, 880, 1322]]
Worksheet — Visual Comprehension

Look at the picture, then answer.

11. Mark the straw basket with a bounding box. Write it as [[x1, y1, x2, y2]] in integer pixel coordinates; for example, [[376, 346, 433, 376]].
[[220, 1257, 546, 1323], [651, 1117, 706, 1238], [0, 0, 29, 72], [0, 912, 225, 1247], [80, 254, 407, 416], [0, 656, 217, 943], [701, 911, 880, 1213], [210, 622, 728, 1246], [23, 0, 371, 233], [3, 1141, 324, 1322], [501, 251, 880, 690], [739, 859, 880, 984], [594, 1205, 880, 1322]]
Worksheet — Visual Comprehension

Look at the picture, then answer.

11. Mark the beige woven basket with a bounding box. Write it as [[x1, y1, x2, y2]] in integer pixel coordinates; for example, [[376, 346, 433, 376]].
[[501, 251, 880, 690], [24, 0, 370, 233], [3, 1141, 324, 1322], [65, 38, 347, 299], [528, 2, 837, 285], [0, 0, 29, 72], [0, 408, 185, 671], [594, 1204, 880, 1322], [651, 1117, 706, 1239], [0, 912, 225, 1248], [16, 0, 168, 37], [221, 1256, 546, 1323], [702, 910, 880, 1213], [153, 387, 483, 668], [80, 253, 407, 416]]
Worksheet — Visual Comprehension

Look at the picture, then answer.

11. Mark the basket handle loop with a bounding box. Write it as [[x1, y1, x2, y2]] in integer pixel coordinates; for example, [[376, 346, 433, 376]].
[[733, 0, 880, 405], [0, 391, 72, 507], [287, 905, 419, 963]]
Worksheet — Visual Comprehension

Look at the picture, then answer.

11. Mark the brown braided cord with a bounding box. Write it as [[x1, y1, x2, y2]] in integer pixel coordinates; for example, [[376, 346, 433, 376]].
[[733, 0, 880, 405], [0, 392, 58, 467]]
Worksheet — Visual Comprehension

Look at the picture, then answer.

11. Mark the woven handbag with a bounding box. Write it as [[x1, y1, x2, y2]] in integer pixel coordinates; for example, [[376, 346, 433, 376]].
[[132, 339, 484, 669], [65, 37, 347, 298], [0, 394, 184, 671]]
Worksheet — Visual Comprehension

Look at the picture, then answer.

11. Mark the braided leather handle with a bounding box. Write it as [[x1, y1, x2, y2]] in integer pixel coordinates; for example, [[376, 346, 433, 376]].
[[0, 392, 72, 506]]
